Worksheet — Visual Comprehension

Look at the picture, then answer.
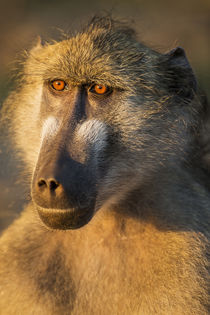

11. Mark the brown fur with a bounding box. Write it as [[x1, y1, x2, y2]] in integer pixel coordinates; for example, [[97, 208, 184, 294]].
[[0, 16, 209, 314]]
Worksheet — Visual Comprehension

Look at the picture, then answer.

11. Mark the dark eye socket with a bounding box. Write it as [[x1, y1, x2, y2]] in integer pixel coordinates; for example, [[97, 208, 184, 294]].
[[89, 84, 112, 96], [50, 80, 66, 91]]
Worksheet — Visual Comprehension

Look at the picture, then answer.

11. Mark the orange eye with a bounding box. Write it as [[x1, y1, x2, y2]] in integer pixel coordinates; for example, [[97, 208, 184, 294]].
[[92, 84, 109, 95], [51, 80, 66, 91]]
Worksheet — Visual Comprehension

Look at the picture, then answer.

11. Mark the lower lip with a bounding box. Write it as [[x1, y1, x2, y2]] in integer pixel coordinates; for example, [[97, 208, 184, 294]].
[[36, 206, 94, 230]]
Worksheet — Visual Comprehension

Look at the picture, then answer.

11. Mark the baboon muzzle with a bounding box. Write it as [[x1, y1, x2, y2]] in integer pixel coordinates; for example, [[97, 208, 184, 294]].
[[31, 145, 96, 230]]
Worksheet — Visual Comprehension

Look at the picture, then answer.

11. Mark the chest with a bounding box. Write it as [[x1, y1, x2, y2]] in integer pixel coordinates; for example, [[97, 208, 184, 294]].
[[59, 227, 196, 314], [24, 219, 205, 314]]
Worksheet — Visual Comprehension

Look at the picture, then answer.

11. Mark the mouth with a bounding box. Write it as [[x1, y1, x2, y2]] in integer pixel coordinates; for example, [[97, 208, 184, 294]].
[[35, 205, 94, 230]]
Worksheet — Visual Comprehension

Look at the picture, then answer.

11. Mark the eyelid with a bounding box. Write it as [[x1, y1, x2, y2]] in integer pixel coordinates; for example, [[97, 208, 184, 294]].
[[50, 79, 67, 91], [89, 84, 112, 96]]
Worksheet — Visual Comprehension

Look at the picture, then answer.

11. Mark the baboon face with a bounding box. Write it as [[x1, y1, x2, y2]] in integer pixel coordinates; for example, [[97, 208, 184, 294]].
[[15, 17, 197, 230]]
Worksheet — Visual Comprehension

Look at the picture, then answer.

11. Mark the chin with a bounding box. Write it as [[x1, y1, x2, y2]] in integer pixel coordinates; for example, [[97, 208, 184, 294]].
[[35, 205, 94, 230]]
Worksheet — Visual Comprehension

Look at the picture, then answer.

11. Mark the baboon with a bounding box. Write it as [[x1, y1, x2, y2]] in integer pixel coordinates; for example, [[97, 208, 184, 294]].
[[0, 16, 209, 315]]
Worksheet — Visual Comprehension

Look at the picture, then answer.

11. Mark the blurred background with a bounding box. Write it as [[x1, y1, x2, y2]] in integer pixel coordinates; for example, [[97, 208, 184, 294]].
[[0, 0, 209, 232]]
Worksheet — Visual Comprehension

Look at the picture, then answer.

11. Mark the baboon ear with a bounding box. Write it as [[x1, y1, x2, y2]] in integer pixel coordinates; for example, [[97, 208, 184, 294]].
[[165, 47, 197, 98], [30, 36, 43, 54]]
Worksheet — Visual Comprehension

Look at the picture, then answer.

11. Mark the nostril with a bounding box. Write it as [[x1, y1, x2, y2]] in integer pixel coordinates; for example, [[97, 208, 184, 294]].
[[37, 179, 47, 188], [49, 180, 59, 191], [37, 178, 59, 192]]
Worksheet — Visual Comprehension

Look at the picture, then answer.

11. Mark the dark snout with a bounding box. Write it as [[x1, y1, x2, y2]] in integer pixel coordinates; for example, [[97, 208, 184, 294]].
[[32, 147, 96, 230]]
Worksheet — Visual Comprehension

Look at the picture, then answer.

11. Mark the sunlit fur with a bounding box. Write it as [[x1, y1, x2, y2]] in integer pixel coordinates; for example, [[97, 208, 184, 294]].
[[41, 116, 61, 143]]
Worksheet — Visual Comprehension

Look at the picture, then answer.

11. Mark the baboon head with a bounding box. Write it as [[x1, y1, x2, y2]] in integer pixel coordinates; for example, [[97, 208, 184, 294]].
[[12, 16, 199, 230]]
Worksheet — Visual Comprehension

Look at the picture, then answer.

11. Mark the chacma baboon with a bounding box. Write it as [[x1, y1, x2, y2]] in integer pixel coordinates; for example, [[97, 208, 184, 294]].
[[0, 16, 209, 315]]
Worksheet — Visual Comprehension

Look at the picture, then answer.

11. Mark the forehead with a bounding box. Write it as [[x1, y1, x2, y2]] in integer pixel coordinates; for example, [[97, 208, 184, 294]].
[[54, 33, 115, 85], [27, 27, 147, 89]]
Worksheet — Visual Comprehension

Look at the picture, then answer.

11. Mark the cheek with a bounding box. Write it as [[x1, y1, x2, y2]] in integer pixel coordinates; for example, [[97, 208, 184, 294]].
[[75, 119, 108, 153], [41, 116, 61, 144]]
